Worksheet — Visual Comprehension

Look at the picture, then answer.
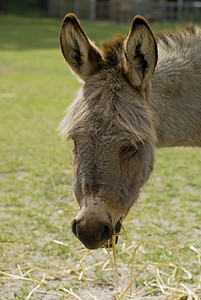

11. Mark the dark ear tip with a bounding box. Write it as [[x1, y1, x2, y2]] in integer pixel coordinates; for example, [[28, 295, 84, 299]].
[[131, 15, 149, 29], [62, 13, 79, 26]]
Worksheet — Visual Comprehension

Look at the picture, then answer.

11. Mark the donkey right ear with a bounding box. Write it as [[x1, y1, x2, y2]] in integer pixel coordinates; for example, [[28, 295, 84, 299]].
[[60, 13, 103, 81], [123, 16, 157, 87]]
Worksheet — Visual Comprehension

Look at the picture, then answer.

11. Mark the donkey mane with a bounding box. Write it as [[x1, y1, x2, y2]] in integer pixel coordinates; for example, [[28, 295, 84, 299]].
[[101, 34, 125, 66], [155, 24, 198, 47]]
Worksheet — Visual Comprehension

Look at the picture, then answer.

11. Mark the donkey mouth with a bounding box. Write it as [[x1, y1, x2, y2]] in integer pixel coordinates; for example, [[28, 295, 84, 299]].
[[104, 219, 122, 248]]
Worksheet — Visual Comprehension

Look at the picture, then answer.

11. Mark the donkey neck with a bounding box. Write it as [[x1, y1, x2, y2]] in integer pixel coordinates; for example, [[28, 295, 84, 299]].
[[150, 39, 201, 148]]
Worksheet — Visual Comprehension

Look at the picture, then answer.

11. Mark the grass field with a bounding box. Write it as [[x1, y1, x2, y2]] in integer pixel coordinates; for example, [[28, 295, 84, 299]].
[[0, 16, 200, 299]]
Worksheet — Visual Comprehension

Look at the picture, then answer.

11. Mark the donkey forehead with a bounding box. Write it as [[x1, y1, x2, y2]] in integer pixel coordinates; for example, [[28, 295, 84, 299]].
[[73, 132, 139, 147], [69, 112, 147, 144], [67, 98, 153, 144], [59, 71, 155, 143]]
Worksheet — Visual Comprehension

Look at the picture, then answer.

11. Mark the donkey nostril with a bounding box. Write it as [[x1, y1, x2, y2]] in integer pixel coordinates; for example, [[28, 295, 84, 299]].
[[71, 219, 77, 237], [101, 225, 112, 241]]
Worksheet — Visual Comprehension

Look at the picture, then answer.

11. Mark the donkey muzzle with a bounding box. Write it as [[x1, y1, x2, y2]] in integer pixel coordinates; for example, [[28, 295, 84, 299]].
[[71, 218, 113, 249]]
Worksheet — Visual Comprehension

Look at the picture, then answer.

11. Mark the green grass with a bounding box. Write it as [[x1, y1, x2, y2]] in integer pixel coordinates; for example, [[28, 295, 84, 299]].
[[0, 16, 200, 299]]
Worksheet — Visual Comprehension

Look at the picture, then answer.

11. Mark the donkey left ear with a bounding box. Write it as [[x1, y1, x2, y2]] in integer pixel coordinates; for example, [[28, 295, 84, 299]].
[[123, 16, 158, 87], [60, 13, 103, 81]]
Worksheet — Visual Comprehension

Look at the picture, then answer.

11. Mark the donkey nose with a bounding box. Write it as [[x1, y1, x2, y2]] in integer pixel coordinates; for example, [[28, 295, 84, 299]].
[[71, 218, 113, 249]]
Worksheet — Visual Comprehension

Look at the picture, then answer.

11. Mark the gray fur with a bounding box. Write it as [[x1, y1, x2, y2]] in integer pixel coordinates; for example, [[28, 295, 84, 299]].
[[59, 14, 201, 249]]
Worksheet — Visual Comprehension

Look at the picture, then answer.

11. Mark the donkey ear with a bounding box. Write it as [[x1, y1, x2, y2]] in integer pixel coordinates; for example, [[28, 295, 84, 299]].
[[60, 13, 103, 81], [123, 16, 157, 87]]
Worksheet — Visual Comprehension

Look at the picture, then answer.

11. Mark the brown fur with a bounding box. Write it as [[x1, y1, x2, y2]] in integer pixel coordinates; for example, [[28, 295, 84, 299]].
[[101, 34, 125, 66], [59, 14, 201, 249]]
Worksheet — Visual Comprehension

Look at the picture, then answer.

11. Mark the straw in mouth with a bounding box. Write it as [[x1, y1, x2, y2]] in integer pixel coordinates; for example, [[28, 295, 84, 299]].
[[104, 219, 122, 248]]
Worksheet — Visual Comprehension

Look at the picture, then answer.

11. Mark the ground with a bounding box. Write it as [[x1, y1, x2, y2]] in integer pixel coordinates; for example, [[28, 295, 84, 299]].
[[0, 16, 200, 299]]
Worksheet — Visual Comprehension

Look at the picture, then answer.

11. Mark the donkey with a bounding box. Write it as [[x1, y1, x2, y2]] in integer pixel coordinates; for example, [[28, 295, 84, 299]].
[[59, 13, 201, 249]]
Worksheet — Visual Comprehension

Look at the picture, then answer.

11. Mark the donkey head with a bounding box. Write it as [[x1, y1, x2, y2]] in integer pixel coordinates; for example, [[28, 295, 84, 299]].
[[60, 14, 157, 249]]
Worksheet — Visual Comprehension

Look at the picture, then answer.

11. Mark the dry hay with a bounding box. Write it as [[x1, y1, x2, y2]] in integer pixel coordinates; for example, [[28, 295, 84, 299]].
[[0, 233, 200, 299]]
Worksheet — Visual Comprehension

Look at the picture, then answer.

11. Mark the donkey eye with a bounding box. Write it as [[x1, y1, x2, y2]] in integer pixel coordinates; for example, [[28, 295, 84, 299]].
[[121, 145, 138, 156]]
